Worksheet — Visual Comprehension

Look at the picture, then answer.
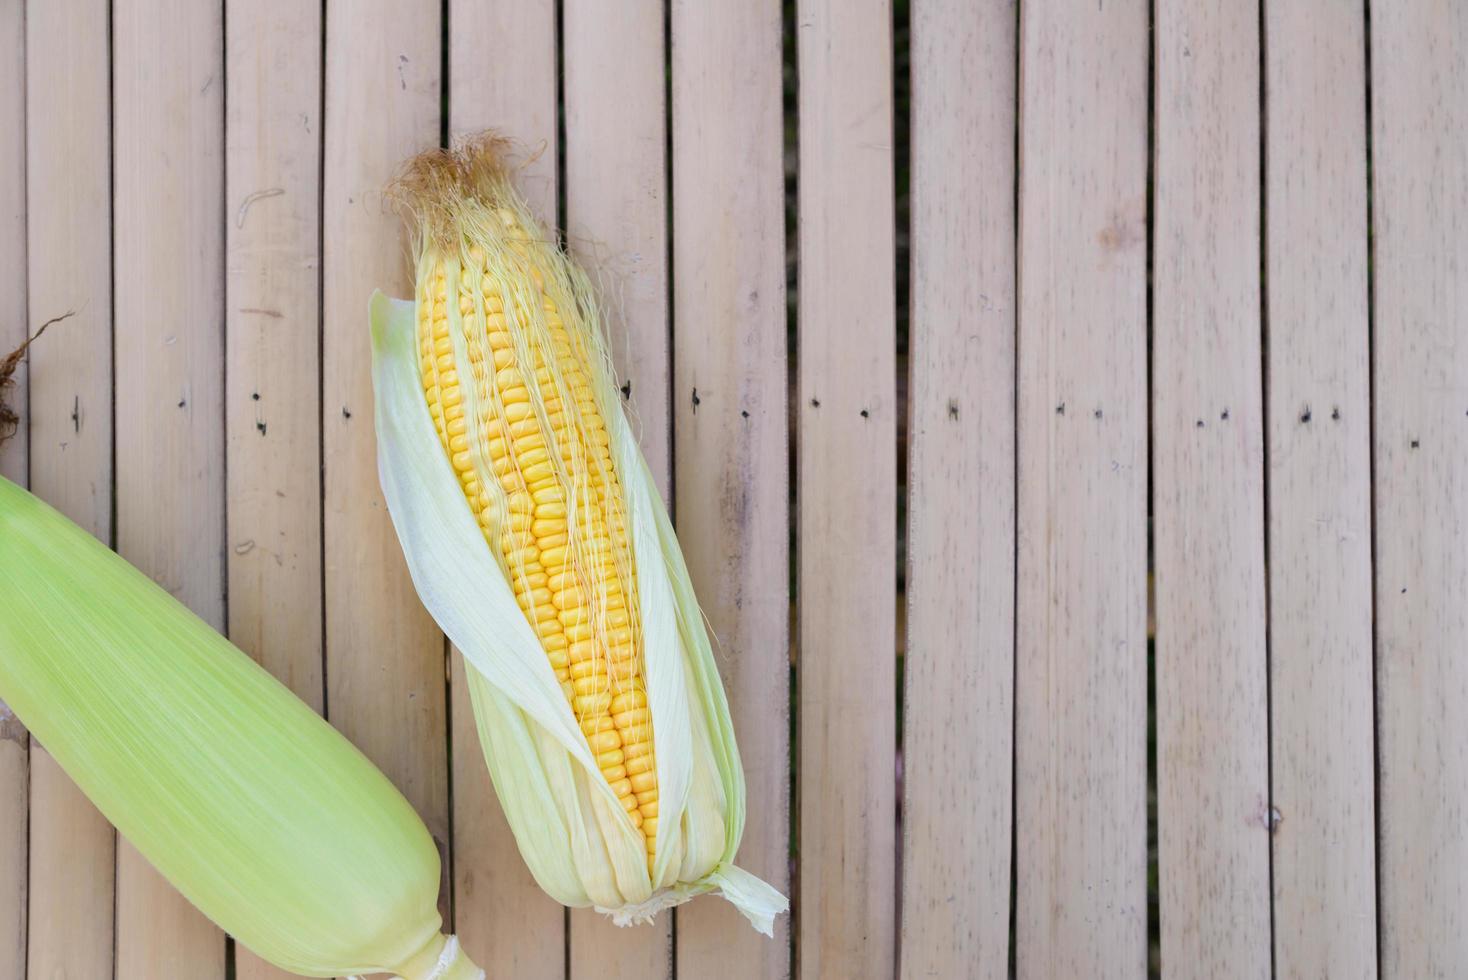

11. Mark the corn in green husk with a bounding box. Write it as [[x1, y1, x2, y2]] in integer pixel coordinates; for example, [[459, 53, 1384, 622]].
[[0, 476, 481, 979]]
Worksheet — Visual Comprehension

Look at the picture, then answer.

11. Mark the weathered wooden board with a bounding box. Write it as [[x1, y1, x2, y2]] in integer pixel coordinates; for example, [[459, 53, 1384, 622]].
[[1014, 1, 1151, 977], [322, 0, 451, 941], [0, 1, 28, 970], [796, 0, 898, 975], [1263, 2, 1377, 976], [113, 0, 229, 972], [671, 0, 793, 976], [227, 1, 326, 975], [23, 0, 118, 975], [1153, 2, 1271, 976], [1371, 2, 1468, 975], [903, 1, 1017, 977]]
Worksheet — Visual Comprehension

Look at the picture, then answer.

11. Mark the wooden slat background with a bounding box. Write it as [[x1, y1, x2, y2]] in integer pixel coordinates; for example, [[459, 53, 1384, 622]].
[[1153, 1, 1271, 976], [1372, 1, 1468, 976], [2, 1, 1468, 977], [901, 0, 1014, 977], [1263, 2, 1377, 976], [23, 0, 117, 975], [113, 0, 228, 971], [1014, 0, 1150, 976], [670, 1, 792, 977]]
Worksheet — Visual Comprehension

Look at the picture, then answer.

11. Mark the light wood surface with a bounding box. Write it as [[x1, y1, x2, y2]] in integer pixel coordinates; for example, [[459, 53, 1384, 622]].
[[11, 4, 1467, 975], [1153, 2, 1270, 976], [1014, 1, 1150, 976], [113, 0, 228, 973], [0, 0, 24, 484], [903, 1, 1016, 976], [1371, 2, 1468, 975], [797, 0, 897, 975], [670, 0, 792, 976], [449, 0, 559, 204], [446, 1, 567, 973], [1263, 3, 1377, 977], [23, 0, 118, 975], [565, 0, 676, 973], [323, 0, 450, 941], [227, 1, 326, 976], [0, 3, 27, 971]]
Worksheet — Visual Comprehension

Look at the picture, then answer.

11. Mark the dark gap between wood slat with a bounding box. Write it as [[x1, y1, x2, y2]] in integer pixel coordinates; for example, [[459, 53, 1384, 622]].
[[1361, 0, 1384, 975], [1145, 0, 1160, 973]]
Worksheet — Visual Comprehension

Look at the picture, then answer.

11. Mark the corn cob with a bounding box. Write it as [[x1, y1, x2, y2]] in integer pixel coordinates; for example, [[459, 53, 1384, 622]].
[[371, 136, 787, 929], [417, 215, 659, 861], [0, 476, 480, 980]]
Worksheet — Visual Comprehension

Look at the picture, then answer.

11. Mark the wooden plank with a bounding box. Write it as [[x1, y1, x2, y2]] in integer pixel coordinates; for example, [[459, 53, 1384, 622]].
[[565, 0, 669, 497], [449, 0, 558, 196], [1262, 3, 1376, 977], [0, 1, 26, 971], [1013, 2, 1150, 976], [444, 1, 565, 973], [23, 0, 118, 975], [323, 0, 450, 940], [1152, 2, 1270, 976], [322, 0, 449, 930], [1371, 3, 1468, 975], [796, 0, 897, 974], [669, 0, 791, 976], [902, 0, 1015, 977], [226, 2, 324, 977], [113, 0, 228, 973], [0, 0, 25, 483], [0, 727, 21, 980], [563, 0, 676, 974]]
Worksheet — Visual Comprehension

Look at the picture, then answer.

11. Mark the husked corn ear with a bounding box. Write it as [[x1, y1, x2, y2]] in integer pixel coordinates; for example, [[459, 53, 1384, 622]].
[[0, 477, 481, 980], [417, 213, 659, 862], [371, 135, 788, 932]]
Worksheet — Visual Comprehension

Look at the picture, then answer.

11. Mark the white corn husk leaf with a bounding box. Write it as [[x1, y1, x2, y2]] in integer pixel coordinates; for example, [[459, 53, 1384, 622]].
[[371, 290, 786, 934]]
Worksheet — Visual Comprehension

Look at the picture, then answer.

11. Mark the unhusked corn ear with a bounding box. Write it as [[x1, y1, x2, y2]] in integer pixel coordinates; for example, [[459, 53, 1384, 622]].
[[372, 135, 788, 932], [0, 477, 481, 980]]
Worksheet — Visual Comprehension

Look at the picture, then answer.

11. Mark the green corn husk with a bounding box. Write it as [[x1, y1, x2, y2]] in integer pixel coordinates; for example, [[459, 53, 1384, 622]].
[[369, 138, 787, 931], [0, 476, 481, 980]]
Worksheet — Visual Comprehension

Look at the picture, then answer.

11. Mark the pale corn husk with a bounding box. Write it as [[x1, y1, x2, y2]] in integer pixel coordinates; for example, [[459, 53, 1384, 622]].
[[0, 476, 481, 980], [369, 139, 786, 933]]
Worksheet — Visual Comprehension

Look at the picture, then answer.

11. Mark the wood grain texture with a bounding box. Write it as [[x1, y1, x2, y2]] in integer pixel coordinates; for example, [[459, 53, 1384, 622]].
[[1152, 2, 1270, 976], [565, 0, 676, 973], [27, 754, 114, 979], [0, 726, 21, 980], [566, 0, 669, 496], [903, 2, 1016, 977], [446, 1, 566, 972], [0, 4, 26, 972], [1371, 3, 1468, 975], [24, 0, 118, 974], [449, 0, 558, 202], [0, 0, 24, 485], [1262, 2, 1377, 976], [227, 2, 325, 976], [113, 0, 228, 973], [670, 0, 792, 975], [323, 0, 450, 936], [1014, 2, 1150, 976], [797, 0, 897, 975]]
